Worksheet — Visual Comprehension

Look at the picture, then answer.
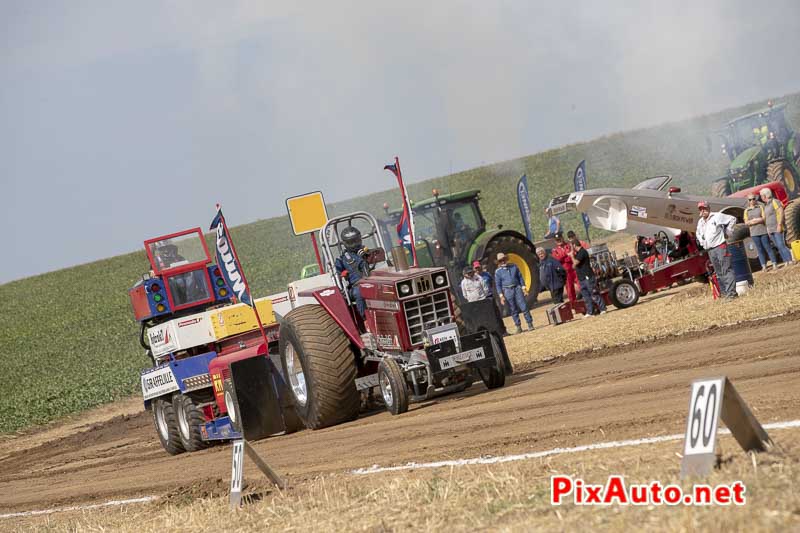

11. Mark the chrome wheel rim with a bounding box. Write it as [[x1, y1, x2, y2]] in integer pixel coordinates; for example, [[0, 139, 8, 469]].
[[176, 399, 190, 439], [616, 284, 637, 305], [224, 390, 237, 424], [155, 401, 169, 440], [380, 369, 394, 407], [285, 342, 308, 407]]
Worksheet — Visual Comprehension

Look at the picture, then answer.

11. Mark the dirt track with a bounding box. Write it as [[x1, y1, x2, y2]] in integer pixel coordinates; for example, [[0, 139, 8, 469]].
[[1, 315, 798, 514]]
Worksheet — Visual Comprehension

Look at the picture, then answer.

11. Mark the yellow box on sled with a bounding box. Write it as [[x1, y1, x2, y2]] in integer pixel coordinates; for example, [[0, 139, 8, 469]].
[[210, 297, 276, 340]]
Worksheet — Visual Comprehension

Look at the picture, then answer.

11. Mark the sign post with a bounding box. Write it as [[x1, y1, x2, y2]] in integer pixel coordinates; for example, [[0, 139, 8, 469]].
[[286, 191, 330, 273], [681, 377, 772, 478]]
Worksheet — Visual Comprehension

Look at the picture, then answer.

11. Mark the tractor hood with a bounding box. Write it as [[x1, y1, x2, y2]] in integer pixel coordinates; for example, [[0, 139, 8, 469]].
[[730, 146, 760, 171], [549, 187, 746, 235]]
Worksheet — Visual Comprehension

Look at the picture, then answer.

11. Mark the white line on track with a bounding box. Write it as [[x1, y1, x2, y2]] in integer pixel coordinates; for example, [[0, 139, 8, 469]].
[[0, 496, 158, 519], [5, 420, 799, 518], [351, 419, 800, 475]]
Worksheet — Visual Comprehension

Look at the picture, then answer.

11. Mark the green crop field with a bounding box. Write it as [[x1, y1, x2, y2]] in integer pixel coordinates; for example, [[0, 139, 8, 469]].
[[2, 92, 799, 434]]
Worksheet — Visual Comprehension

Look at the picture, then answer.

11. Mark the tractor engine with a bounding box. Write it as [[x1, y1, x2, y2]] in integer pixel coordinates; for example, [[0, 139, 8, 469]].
[[357, 268, 453, 351]]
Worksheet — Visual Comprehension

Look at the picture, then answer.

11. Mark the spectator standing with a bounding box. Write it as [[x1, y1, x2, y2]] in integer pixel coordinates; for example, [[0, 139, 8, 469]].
[[695, 201, 737, 299], [550, 232, 578, 305], [460, 266, 488, 302], [759, 188, 796, 267], [473, 260, 494, 297], [569, 238, 606, 317], [494, 253, 534, 334], [744, 193, 778, 271], [537, 248, 566, 303], [544, 207, 561, 239]]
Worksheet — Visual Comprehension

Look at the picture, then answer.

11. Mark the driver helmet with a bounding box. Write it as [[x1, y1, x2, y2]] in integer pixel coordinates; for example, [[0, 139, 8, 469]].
[[340, 226, 363, 252]]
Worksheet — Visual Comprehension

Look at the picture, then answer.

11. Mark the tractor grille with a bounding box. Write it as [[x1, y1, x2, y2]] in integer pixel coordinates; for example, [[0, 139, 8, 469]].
[[403, 290, 452, 346]]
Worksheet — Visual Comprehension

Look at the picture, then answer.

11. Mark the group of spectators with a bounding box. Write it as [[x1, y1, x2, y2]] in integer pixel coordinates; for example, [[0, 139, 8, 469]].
[[742, 187, 796, 271], [460, 253, 533, 334], [538, 231, 606, 317]]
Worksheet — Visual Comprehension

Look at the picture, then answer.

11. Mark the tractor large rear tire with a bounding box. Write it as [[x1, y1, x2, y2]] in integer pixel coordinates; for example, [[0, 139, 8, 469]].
[[711, 177, 731, 198], [483, 233, 540, 308], [279, 305, 360, 430], [767, 161, 799, 199], [785, 199, 800, 244]]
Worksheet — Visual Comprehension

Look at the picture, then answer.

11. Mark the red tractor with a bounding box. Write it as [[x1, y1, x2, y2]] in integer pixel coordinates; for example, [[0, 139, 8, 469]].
[[277, 211, 509, 426]]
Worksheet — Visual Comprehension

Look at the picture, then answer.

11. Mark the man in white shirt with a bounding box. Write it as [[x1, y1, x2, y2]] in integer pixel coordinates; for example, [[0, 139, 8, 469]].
[[460, 266, 488, 302], [695, 201, 737, 298]]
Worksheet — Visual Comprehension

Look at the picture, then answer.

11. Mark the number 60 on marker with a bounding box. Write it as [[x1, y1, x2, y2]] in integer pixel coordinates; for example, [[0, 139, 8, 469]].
[[684, 378, 724, 456]]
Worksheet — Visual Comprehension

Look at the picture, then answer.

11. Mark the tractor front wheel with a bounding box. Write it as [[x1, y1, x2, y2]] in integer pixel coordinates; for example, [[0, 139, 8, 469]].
[[483, 234, 540, 308], [378, 358, 409, 416], [711, 177, 731, 198], [279, 305, 360, 430], [152, 396, 185, 456], [767, 161, 799, 199]]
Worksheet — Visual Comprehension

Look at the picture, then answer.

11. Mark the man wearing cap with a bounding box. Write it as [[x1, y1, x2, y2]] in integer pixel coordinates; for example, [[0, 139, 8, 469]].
[[494, 253, 533, 333], [473, 260, 494, 298], [695, 201, 737, 298], [460, 266, 488, 303], [744, 193, 778, 271], [550, 232, 578, 305]]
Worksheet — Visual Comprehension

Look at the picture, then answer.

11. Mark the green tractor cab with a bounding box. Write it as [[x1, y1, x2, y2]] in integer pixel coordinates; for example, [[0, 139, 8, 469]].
[[378, 189, 540, 307], [711, 101, 800, 199], [300, 263, 321, 279]]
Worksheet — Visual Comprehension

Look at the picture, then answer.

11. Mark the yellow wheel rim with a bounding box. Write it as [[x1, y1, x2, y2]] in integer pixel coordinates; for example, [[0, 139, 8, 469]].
[[506, 253, 532, 292], [784, 168, 796, 194]]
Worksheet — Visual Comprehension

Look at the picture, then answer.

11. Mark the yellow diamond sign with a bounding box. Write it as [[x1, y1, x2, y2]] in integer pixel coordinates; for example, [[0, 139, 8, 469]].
[[285, 191, 329, 236]]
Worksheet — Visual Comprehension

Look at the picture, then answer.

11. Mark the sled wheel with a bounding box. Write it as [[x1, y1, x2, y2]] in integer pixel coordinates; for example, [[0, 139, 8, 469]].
[[152, 396, 185, 456], [173, 393, 210, 452]]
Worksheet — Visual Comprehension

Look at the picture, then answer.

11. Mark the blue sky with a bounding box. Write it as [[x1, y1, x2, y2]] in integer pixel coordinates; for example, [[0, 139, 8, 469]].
[[2, 1, 799, 283]]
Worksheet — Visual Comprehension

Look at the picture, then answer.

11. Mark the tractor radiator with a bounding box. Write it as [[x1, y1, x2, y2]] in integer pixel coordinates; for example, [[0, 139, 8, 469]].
[[403, 290, 452, 346]]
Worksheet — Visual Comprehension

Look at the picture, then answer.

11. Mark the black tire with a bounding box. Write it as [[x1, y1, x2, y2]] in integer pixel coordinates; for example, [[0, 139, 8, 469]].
[[279, 305, 360, 430], [711, 177, 731, 198], [726, 223, 750, 243], [478, 333, 506, 389], [767, 160, 799, 199], [378, 358, 409, 415], [173, 393, 210, 452], [152, 396, 185, 456], [483, 233, 540, 308], [783, 198, 800, 244], [609, 279, 640, 309]]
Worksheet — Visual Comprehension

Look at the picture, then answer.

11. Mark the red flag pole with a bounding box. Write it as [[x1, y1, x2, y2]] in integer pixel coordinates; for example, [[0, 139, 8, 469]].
[[216, 204, 270, 346], [394, 157, 418, 267], [310, 232, 324, 272]]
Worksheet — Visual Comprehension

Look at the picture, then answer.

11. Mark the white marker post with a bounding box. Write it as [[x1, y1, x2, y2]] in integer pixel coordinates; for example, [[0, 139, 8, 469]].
[[230, 440, 245, 508], [681, 377, 772, 478]]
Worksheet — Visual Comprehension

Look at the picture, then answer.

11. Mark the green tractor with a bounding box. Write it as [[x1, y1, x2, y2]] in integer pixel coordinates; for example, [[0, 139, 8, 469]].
[[378, 189, 540, 307], [710, 101, 800, 199]]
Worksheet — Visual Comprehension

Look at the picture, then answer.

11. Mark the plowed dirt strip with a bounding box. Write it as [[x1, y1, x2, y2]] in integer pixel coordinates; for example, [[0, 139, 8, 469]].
[[1, 316, 798, 513]]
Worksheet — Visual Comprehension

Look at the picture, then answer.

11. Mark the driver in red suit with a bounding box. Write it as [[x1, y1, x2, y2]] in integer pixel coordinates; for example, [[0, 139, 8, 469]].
[[550, 232, 578, 305]]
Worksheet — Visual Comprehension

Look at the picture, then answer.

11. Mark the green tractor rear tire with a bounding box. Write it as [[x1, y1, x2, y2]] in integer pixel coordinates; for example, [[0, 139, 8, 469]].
[[785, 199, 800, 244], [767, 161, 799, 199], [482, 234, 540, 308], [711, 177, 731, 198]]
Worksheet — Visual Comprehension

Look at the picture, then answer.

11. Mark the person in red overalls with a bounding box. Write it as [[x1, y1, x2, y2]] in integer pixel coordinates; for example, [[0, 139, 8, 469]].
[[550, 232, 578, 305]]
